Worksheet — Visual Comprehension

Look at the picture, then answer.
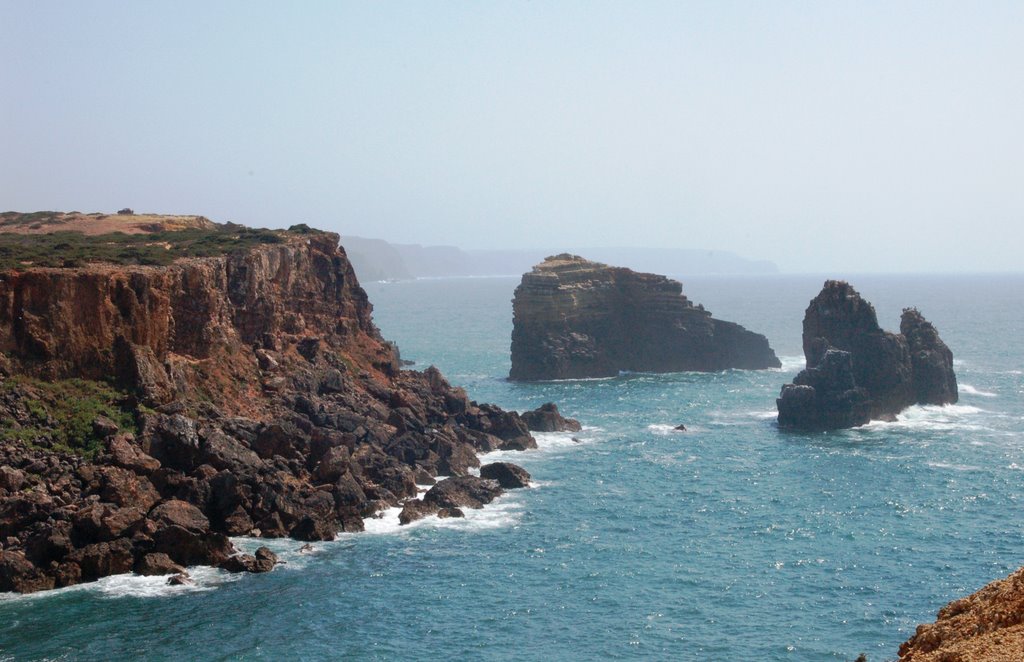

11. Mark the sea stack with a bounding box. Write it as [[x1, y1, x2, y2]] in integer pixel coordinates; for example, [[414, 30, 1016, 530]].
[[509, 254, 780, 380], [776, 280, 957, 430]]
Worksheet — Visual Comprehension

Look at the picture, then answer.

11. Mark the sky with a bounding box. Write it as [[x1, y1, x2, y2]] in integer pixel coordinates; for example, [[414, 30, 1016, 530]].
[[1, 1, 1022, 273]]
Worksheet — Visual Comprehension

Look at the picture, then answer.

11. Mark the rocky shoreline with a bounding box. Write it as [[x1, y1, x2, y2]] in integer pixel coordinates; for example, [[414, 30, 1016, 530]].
[[0, 215, 562, 593]]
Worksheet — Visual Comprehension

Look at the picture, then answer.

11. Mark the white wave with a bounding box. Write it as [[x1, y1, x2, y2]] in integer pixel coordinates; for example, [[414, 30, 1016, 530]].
[[0, 566, 238, 603], [357, 494, 523, 537], [775, 355, 806, 372], [861, 404, 988, 432], [926, 461, 980, 472], [749, 410, 779, 420], [646, 423, 689, 435], [959, 384, 997, 398]]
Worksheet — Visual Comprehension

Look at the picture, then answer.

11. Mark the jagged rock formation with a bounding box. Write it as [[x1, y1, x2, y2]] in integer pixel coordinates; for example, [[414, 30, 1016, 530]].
[[0, 214, 538, 593], [899, 567, 1024, 661], [520, 403, 582, 432], [776, 281, 957, 430], [509, 255, 780, 380]]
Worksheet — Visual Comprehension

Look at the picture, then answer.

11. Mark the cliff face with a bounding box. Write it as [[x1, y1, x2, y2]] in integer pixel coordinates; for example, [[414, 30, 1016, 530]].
[[777, 281, 957, 430], [899, 567, 1024, 661], [509, 255, 780, 380], [0, 218, 537, 593]]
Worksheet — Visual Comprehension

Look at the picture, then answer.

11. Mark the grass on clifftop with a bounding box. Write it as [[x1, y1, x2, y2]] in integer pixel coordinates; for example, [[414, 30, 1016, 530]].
[[0, 376, 139, 459], [0, 222, 321, 269]]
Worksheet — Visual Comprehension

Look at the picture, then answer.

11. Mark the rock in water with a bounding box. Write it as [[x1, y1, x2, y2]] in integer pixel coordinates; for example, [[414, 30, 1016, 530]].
[[509, 254, 780, 380], [520, 403, 582, 432], [777, 281, 957, 430]]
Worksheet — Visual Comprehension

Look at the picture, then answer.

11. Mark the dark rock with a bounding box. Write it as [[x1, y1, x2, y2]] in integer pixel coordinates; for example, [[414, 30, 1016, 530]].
[[67, 538, 134, 581], [0, 550, 55, 593], [166, 572, 193, 586], [135, 552, 185, 576], [92, 415, 120, 438], [510, 255, 780, 380], [673, 424, 687, 431], [0, 467, 25, 492], [424, 475, 503, 510], [521, 403, 582, 432], [398, 499, 438, 525], [479, 462, 531, 489], [901, 308, 958, 405], [107, 434, 161, 474], [777, 281, 957, 430], [437, 507, 464, 519], [149, 500, 210, 533]]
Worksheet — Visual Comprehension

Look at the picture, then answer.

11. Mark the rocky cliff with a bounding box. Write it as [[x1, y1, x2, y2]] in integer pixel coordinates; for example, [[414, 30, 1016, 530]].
[[509, 254, 780, 380], [0, 213, 538, 593], [899, 567, 1024, 661], [776, 281, 957, 430]]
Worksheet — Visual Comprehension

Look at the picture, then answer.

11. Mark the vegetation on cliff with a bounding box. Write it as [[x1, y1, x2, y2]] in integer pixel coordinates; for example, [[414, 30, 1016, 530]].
[[0, 220, 305, 269], [0, 377, 139, 459], [0, 212, 540, 593]]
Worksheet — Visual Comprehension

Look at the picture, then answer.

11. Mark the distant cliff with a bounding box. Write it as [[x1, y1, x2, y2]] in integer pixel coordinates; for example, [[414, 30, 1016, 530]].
[[0, 213, 537, 593], [509, 254, 780, 380], [341, 235, 778, 282], [776, 280, 957, 430]]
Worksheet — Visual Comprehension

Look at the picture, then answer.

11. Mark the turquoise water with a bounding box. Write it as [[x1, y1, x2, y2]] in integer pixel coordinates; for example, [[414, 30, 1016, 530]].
[[2, 274, 1022, 661]]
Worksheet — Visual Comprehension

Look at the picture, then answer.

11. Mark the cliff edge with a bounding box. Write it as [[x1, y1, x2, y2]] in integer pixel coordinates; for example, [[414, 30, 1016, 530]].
[[0, 213, 537, 592], [509, 254, 780, 380]]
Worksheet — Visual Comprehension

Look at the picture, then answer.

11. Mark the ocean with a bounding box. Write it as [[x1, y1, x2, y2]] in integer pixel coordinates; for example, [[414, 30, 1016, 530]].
[[2, 273, 1022, 661]]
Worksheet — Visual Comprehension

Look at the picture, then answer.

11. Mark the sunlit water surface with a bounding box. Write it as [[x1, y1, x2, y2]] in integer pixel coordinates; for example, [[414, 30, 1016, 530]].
[[2, 274, 1022, 661]]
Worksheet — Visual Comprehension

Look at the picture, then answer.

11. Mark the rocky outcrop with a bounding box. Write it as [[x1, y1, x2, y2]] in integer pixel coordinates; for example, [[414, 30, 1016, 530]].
[[899, 567, 1024, 661], [521, 403, 581, 432], [777, 281, 957, 430], [509, 255, 780, 380], [0, 215, 541, 593]]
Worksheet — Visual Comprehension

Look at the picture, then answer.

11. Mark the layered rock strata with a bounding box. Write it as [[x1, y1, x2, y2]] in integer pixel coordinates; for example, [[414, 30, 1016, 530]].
[[776, 280, 957, 430], [509, 255, 780, 380], [0, 215, 538, 593]]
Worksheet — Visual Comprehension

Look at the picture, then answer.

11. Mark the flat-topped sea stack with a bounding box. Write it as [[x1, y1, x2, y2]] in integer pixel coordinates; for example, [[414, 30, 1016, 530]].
[[777, 280, 957, 430], [509, 254, 780, 380], [0, 212, 539, 593]]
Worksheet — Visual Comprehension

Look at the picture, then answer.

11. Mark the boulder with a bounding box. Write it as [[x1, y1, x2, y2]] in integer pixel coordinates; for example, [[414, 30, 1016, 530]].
[[424, 475, 503, 510], [135, 552, 186, 576], [521, 403, 582, 432], [479, 462, 531, 489]]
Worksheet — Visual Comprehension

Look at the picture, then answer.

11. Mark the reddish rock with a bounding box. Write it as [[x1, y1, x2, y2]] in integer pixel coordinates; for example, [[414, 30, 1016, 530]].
[[135, 552, 185, 576]]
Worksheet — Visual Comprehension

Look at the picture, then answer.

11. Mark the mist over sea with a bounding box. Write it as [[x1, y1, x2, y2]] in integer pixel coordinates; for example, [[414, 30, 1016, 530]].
[[2, 274, 1022, 661]]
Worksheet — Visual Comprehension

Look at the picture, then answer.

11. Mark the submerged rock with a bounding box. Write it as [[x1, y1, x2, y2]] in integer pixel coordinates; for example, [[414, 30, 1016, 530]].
[[509, 254, 780, 380], [777, 281, 957, 430]]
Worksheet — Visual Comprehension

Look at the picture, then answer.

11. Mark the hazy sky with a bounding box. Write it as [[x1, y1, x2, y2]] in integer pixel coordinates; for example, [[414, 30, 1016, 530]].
[[2, 2, 1022, 273]]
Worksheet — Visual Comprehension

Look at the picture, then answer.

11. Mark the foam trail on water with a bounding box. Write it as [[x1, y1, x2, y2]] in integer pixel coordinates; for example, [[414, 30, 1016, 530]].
[[959, 384, 997, 398], [358, 494, 523, 537], [861, 404, 989, 432], [0, 566, 239, 603]]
